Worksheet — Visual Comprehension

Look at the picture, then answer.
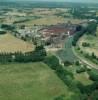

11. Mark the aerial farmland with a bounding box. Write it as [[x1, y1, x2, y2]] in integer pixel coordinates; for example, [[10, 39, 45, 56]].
[[0, 1, 98, 100]]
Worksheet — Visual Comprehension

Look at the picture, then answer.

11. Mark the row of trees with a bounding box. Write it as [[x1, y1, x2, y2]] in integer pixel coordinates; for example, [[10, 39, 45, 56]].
[[0, 45, 46, 63], [84, 52, 98, 65], [44, 56, 86, 100], [44, 55, 98, 100], [72, 30, 85, 46], [1, 24, 15, 31], [0, 30, 6, 35], [44, 56, 74, 87]]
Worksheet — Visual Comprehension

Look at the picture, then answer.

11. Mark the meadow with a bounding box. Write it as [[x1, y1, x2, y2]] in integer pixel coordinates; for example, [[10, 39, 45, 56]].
[[74, 72, 93, 85], [0, 62, 73, 100], [78, 31, 98, 56]]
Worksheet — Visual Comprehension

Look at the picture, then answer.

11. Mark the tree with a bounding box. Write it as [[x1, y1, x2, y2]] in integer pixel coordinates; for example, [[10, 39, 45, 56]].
[[0, 31, 6, 35], [75, 61, 80, 66], [88, 69, 98, 81], [90, 91, 98, 100], [82, 42, 90, 47], [86, 22, 97, 35], [44, 56, 59, 70], [1, 24, 15, 31], [64, 61, 72, 66], [91, 52, 96, 59]]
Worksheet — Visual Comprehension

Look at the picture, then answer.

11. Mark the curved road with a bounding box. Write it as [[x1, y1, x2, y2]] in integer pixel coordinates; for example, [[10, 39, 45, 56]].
[[69, 36, 98, 69], [57, 35, 98, 69]]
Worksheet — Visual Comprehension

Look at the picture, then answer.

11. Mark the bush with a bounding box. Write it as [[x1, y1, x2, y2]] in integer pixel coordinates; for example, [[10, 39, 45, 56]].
[[0, 45, 46, 63], [1, 24, 15, 31], [80, 50, 83, 54], [88, 69, 98, 81], [75, 61, 80, 66], [54, 94, 65, 100], [64, 61, 73, 66], [82, 42, 90, 47], [90, 91, 98, 100], [0, 31, 6, 35], [44, 56, 59, 70], [77, 47, 80, 50], [76, 67, 86, 73]]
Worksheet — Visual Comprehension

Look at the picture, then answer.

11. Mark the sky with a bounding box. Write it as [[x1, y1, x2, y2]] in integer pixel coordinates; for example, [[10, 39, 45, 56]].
[[2, 0, 98, 3]]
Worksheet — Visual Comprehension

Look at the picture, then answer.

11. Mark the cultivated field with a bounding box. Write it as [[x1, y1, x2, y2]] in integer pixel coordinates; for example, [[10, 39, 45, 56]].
[[16, 16, 83, 26], [12, 8, 84, 26], [0, 62, 73, 100], [0, 34, 34, 53]]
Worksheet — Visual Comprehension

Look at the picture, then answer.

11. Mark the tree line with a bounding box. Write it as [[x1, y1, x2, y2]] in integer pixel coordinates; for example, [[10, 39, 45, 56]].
[[44, 55, 98, 100], [0, 45, 46, 63], [72, 21, 97, 46]]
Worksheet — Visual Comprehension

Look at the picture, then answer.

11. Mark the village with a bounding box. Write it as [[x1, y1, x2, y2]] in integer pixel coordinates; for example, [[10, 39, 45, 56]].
[[12, 21, 79, 51]]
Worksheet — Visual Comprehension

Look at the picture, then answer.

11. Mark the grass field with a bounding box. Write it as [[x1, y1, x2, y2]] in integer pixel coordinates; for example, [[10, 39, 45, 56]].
[[65, 65, 93, 86], [74, 72, 93, 86], [0, 34, 34, 53], [78, 27, 98, 56], [0, 62, 73, 100], [78, 34, 98, 56]]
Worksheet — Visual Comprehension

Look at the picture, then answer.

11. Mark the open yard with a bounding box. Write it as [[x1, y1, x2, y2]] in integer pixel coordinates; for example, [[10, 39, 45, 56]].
[[0, 62, 73, 100], [0, 34, 34, 53]]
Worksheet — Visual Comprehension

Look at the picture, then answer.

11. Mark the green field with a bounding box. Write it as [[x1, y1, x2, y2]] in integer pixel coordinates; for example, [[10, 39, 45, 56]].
[[0, 62, 73, 100], [74, 72, 93, 86], [78, 28, 98, 57]]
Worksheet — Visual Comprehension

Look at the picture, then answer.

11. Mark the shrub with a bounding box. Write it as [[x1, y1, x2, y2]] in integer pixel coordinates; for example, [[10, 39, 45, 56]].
[[44, 56, 59, 70], [64, 61, 73, 66], [0, 31, 6, 35], [88, 69, 98, 81], [75, 61, 80, 66], [80, 50, 83, 54], [82, 42, 90, 47], [76, 67, 86, 73]]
